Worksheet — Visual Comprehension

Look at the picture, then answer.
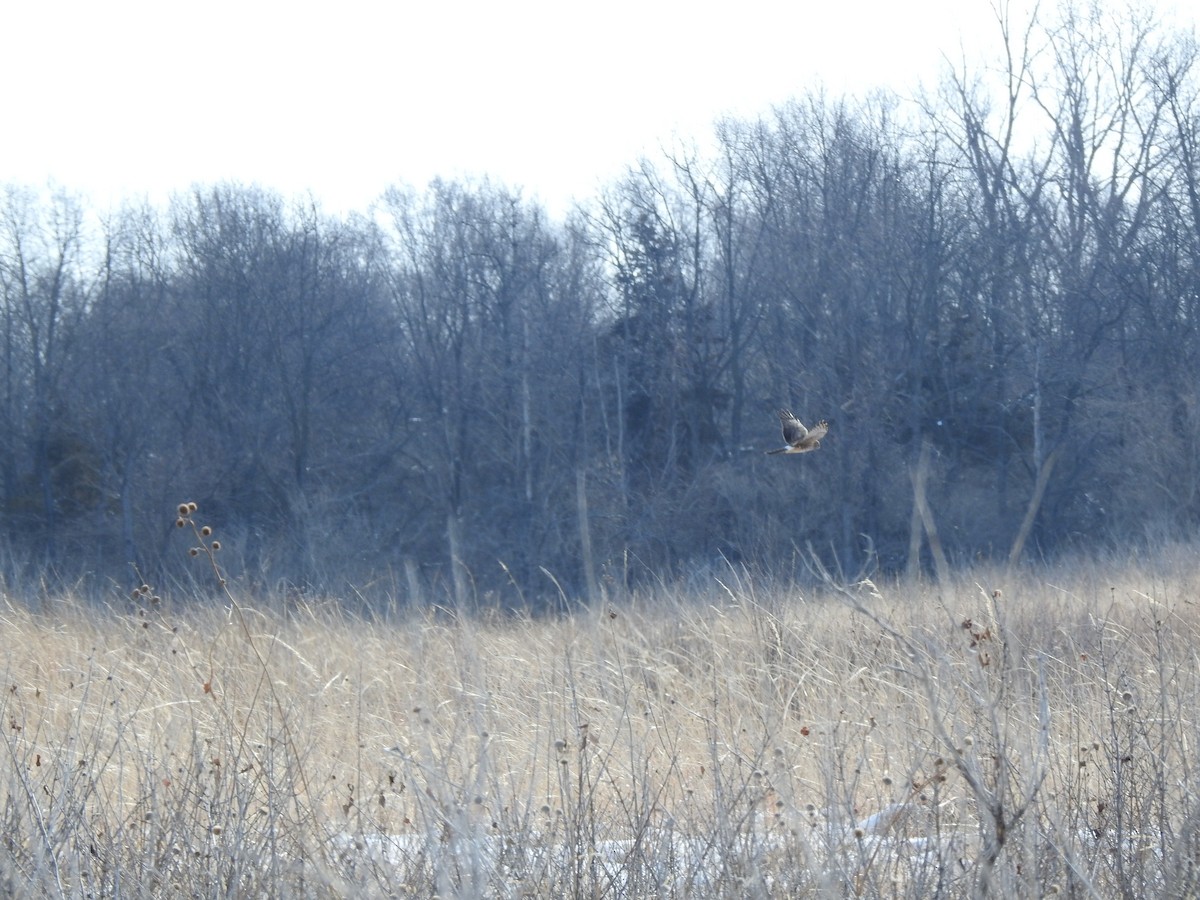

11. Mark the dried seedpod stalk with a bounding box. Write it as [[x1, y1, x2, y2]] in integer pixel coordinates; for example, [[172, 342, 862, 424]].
[[174, 501, 313, 806]]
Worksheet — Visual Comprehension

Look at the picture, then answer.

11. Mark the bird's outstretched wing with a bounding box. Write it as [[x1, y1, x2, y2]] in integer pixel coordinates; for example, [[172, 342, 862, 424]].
[[798, 420, 828, 449], [778, 408, 809, 447]]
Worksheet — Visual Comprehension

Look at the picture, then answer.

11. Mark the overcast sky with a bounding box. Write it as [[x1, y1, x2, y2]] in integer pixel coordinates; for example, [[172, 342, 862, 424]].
[[1, 0, 1193, 218]]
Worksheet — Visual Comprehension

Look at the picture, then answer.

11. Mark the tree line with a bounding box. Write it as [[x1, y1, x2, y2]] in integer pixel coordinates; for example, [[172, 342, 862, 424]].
[[2, 6, 1199, 606]]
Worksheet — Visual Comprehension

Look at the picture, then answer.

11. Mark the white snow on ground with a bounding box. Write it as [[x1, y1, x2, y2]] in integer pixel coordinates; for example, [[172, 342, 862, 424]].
[[329, 805, 979, 895]]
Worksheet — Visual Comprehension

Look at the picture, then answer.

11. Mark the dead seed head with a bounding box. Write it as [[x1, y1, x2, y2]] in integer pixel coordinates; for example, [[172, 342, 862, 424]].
[[175, 518, 186, 528], [178, 504, 189, 516], [187, 502, 198, 513], [211, 541, 221, 551], [201, 526, 212, 537], [189, 548, 199, 557]]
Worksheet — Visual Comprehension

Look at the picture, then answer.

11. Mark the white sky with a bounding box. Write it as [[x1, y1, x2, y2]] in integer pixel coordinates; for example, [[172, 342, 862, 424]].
[[1, 0, 1193, 219]]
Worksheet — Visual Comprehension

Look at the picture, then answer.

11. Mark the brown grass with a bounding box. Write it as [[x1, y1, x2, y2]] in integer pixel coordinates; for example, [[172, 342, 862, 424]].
[[3, 545, 1200, 897]]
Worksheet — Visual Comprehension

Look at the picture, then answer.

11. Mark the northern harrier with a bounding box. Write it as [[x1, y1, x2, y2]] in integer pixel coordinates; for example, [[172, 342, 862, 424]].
[[766, 409, 828, 455]]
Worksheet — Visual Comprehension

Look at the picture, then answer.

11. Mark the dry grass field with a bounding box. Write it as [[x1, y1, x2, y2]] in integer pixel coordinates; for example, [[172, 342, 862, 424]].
[[4, 524, 1200, 897]]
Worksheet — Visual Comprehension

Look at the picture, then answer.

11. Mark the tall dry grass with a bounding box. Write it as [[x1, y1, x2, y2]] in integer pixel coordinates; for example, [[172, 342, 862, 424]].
[[3, 532, 1200, 897]]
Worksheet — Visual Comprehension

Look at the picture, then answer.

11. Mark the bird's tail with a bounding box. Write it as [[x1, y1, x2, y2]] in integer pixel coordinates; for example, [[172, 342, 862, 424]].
[[765, 447, 787, 455]]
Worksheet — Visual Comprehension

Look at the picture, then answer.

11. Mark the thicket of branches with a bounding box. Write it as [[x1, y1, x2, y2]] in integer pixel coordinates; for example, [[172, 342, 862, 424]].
[[2, 6, 1198, 605]]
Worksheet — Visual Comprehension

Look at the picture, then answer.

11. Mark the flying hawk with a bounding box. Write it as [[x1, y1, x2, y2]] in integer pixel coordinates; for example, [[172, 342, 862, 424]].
[[766, 409, 828, 455]]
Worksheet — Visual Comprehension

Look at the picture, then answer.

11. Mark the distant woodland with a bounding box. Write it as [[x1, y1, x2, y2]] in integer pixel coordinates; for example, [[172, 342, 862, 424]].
[[2, 7, 1199, 605]]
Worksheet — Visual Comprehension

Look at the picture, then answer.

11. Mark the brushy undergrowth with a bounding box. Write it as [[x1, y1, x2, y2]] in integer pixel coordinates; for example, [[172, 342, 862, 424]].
[[3, 526, 1200, 897]]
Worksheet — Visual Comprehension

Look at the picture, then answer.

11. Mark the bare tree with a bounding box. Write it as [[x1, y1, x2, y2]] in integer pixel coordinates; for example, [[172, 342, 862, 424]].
[[0, 186, 91, 560]]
